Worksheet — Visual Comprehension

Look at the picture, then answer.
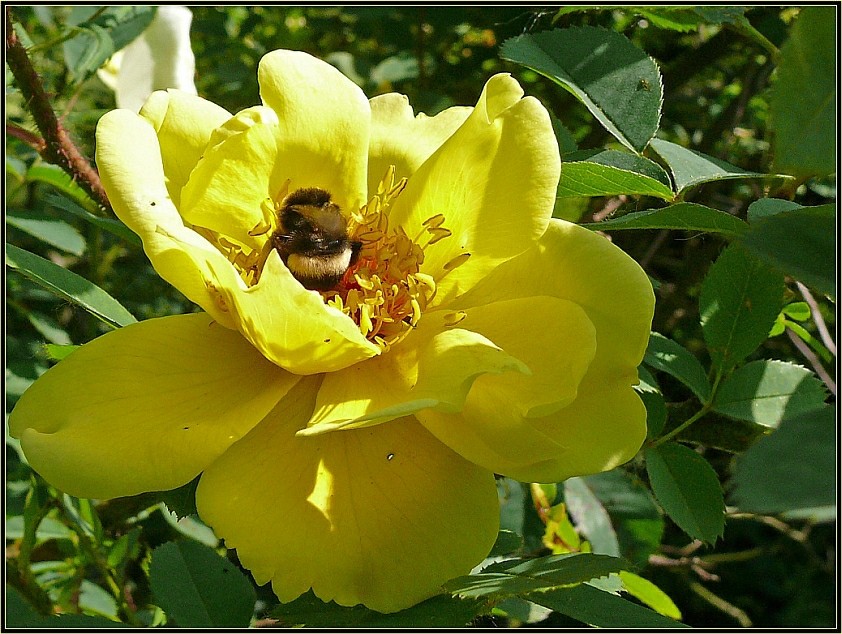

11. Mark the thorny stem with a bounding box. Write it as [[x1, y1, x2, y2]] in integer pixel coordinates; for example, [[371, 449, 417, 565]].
[[5, 7, 111, 213]]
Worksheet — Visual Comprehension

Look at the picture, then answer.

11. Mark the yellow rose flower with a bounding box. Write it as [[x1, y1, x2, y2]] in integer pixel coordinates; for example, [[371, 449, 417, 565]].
[[9, 50, 654, 613]]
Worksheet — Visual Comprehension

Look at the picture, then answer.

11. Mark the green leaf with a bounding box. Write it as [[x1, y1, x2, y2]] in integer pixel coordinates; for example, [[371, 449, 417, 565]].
[[27, 312, 72, 345], [45, 193, 142, 247], [272, 591, 486, 628], [149, 541, 256, 628], [563, 477, 621, 557], [643, 332, 711, 402], [635, 364, 660, 394], [730, 406, 836, 513], [699, 244, 785, 373], [649, 138, 788, 194], [645, 443, 725, 544], [6, 211, 86, 256], [370, 52, 419, 84], [770, 6, 836, 178], [641, 391, 667, 439], [576, 471, 663, 567], [618, 571, 682, 620], [530, 583, 688, 628], [558, 149, 674, 199], [747, 197, 802, 222], [501, 27, 662, 152], [63, 24, 115, 82], [6, 243, 136, 328], [447, 553, 628, 598], [781, 302, 811, 322], [44, 343, 80, 361], [584, 202, 748, 236], [26, 164, 97, 212], [713, 360, 828, 428], [63, 7, 157, 82], [6, 583, 130, 628], [489, 529, 524, 557], [550, 112, 578, 155], [739, 204, 836, 299]]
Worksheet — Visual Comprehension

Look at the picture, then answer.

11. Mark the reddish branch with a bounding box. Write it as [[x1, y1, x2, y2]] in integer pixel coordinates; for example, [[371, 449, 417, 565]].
[[5, 7, 111, 212]]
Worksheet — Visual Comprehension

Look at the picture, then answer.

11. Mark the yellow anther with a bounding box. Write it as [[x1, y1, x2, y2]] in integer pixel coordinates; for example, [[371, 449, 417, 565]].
[[444, 311, 468, 327], [443, 252, 471, 271], [423, 214, 446, 228], [426, 227, 452, 244]]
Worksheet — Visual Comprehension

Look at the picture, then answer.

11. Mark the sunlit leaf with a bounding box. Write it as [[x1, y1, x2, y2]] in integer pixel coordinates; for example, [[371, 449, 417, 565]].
[[45, 193, 141, 247], [619, 571, 682, 620], [6, 211, 86, 256], [558, 149, 673, 199], [501, 27, 662, 152], [584, 202, 748, 236], [447, 553, 628, 598], [6, 244, 136, 328], [649, 138, 790, 194], [26, 164, 97, 212], [530, 582, 688, 628], [713, 360, 828, 427], [563, 477, 621, 557]]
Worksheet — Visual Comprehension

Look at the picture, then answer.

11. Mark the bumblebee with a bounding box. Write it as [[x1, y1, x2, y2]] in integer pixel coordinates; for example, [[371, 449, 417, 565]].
[[271, 187, 361, 291]]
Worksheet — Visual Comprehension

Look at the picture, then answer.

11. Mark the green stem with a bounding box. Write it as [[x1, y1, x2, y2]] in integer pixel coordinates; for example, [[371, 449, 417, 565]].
[[651, 404, 711, 448], [57, 498, 141, 625], [731, 21, 780, 63]]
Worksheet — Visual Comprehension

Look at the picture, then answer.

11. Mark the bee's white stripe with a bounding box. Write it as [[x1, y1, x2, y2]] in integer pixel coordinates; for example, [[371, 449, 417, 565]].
[[287, 249, 353, 279]]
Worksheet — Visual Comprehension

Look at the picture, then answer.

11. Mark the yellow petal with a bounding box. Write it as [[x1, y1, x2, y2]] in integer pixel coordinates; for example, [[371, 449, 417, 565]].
[[428, 218, 655, 482], [179, 106, 280, 248], [8, 314, 298, 499], [139, 89, 231, 206], [258, 50, 369, 213], [416, 297, 597, 474], [458, 218, 656, 379], [389, 74, 560, 306], [96, 109, 239, 329], [503, 374, 648, 483], [367, 93, 471, 194], [196, 377, 499, 613], [299, 321, 529, 436], [211, 251, 381, 374]]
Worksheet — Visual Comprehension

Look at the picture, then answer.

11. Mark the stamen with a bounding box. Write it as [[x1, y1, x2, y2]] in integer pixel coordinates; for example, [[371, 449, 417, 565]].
[[444, 311, 468, 327], [324, 166, 452, 350], [443, 252, 471, 271]]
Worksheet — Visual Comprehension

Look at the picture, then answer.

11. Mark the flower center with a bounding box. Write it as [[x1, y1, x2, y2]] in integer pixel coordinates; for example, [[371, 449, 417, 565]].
[[323, 166, 447, 351], [204, 166, 467, 352]]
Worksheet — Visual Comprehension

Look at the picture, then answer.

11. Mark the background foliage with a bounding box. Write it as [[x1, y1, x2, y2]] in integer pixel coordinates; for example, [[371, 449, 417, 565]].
[[5, 5, 837, 628]]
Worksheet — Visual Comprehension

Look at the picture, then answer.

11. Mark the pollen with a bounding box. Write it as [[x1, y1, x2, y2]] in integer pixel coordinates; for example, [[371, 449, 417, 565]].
[[323, 165, 448, 351]]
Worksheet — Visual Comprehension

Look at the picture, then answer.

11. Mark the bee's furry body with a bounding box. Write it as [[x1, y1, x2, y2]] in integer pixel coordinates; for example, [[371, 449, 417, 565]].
[[271, 187, 360, 291]]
